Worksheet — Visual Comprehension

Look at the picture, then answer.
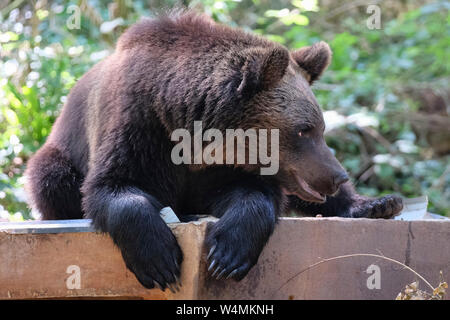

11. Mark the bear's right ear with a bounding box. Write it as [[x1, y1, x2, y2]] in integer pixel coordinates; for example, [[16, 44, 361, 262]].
[[236, 47, 289, 97], [291, 41, 332, 84]]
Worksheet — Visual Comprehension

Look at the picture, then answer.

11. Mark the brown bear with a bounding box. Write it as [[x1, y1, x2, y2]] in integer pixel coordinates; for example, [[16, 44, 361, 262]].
[[25, 10, 403, 291]]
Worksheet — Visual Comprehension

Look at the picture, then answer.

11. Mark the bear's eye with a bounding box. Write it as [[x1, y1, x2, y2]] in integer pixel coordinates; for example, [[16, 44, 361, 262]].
[[298, 126, 313, 136]]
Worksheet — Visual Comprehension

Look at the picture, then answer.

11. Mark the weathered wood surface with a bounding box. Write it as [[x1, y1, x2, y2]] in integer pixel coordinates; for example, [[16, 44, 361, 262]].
[[0, 220, 206, 299], [0, 218, 449, 299]]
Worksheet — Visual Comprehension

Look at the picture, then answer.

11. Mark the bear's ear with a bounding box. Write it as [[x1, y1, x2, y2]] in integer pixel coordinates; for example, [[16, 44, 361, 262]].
[[237, 47, 289, 97], [291, 41, 331, 84]]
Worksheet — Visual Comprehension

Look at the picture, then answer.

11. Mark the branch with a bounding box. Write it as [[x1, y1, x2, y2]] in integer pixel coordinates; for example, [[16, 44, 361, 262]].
[[271, 253, 435, 298]]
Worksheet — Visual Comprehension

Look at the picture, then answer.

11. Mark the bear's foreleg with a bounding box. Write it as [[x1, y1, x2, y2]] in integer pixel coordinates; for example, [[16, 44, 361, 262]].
[[288, 182, 403, 219], [82, 184, 182, 290], [25, 144, 83, 219], [205, 181, 280, 281]]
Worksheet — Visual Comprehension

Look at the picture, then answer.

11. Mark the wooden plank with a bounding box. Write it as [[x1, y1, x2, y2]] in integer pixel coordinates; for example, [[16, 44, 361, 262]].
[[0, 219, 94, 234], [0, 221, 208, 299], [0, 217, 449, 300], [198, 218, 450, 300]]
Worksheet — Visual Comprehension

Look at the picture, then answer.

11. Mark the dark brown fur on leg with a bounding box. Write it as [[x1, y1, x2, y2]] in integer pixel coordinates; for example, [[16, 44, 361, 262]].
[[288, 182, 403, 219], [25, 145, 83, 219]]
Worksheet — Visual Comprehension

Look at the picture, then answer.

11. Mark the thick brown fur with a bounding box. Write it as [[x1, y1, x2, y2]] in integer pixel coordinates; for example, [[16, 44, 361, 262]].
[[25, 10, 403, 289]]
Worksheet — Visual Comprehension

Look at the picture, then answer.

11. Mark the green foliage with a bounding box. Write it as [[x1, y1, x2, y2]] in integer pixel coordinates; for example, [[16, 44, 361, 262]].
[[0, 0, 448, 219]]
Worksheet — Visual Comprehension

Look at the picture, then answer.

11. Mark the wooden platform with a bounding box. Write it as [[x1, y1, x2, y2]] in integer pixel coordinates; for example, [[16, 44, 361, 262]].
[[0, 218, 449, 299]]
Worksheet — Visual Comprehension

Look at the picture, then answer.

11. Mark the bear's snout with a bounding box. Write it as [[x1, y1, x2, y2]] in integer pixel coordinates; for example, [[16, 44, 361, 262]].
[[331, 171, 349, 194]]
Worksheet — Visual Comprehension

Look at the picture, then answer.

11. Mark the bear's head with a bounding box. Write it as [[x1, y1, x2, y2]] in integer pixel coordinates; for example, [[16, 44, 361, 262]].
[[237, 41, 349, 202]]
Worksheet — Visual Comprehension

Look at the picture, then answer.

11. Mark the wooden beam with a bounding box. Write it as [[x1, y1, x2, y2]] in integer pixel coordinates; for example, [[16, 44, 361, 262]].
[[0, 218, 449, 299], [0, 220, 207, 299]]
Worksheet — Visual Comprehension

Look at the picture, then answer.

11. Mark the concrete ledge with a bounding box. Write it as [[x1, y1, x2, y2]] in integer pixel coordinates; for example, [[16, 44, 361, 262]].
[[0, 218, 449, 299]]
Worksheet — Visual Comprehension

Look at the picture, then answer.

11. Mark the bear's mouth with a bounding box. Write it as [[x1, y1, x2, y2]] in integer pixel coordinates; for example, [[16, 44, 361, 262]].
[[284, 176, 326, 203]]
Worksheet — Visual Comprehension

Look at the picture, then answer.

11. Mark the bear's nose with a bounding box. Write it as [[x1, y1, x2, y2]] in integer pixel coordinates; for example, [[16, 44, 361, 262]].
[[332, 172, 349, 190]]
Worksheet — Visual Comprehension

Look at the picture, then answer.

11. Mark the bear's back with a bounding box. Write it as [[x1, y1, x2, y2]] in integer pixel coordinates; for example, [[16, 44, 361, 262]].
[[116, 10, 273, 53]]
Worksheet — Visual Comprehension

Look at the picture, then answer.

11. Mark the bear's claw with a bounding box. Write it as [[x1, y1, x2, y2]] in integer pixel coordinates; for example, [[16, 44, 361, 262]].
[[205, 234, 255, 281], [207, 245, 216, 260]]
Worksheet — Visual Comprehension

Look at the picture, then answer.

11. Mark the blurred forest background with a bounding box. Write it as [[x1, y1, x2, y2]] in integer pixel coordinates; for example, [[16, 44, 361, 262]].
[[0, 0, 449, 220]]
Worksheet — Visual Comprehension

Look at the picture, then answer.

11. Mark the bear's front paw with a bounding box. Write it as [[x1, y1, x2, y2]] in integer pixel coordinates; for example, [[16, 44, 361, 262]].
[[205, 223, 260, 281], [120, 226, 183, 292], [351, 195, 403, 219]]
